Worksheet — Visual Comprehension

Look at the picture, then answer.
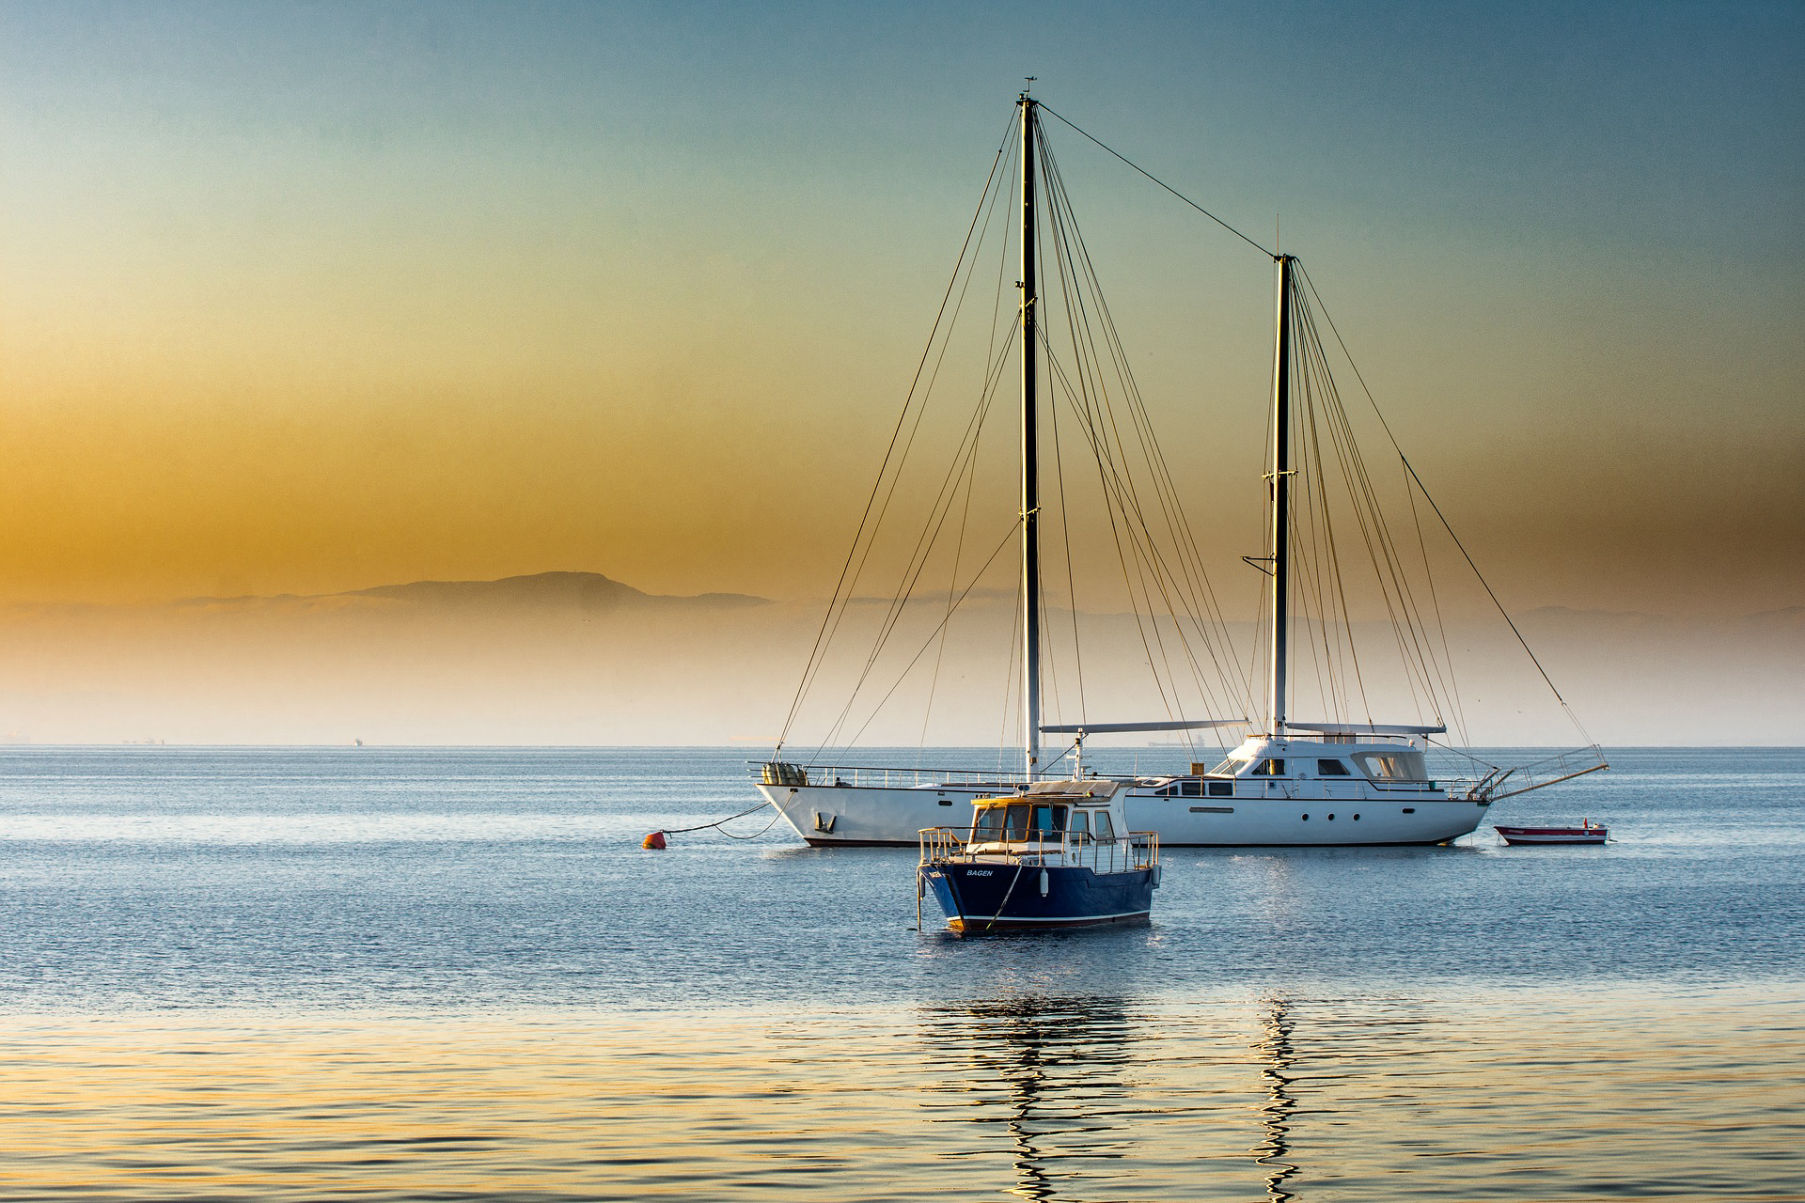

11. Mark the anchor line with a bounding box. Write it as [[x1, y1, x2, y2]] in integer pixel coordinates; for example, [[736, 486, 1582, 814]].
[[983, 862, 1030, 934], [650, 801, 780, 842]]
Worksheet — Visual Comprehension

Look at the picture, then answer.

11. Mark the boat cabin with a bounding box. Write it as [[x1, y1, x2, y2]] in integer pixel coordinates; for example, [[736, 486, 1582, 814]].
[[971, 784, 1121, 847], [954, 779, 1147, 866], [1209, 736, 1431, 783], [918, 777, 1160, 932], [1140, 730, 1445, 798]]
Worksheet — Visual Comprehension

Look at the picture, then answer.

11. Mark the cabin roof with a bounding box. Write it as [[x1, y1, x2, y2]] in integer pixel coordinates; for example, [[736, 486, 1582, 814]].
[[972, 778, 1119, 805]]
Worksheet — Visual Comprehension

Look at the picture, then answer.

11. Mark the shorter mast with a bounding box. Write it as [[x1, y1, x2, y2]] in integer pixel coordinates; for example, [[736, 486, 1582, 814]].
[[1267, 254, 1293, 736], [1019, 92, 1042, 780]]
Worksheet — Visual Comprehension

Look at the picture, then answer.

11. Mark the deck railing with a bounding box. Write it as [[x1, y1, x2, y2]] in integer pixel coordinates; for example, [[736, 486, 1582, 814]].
[[1464, 746, 1610, 801], [918, 826, 1159, 875], [755, 760, 1034, 791]]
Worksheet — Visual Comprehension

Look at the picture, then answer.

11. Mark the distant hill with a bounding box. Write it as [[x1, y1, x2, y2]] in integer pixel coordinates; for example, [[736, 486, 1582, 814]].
[[176, 571, 769, 613], [347, 571, 768, 611]]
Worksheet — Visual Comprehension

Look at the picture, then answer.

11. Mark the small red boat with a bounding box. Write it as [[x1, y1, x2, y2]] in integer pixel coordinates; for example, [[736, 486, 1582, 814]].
[[1494, 820, 1607, 845]]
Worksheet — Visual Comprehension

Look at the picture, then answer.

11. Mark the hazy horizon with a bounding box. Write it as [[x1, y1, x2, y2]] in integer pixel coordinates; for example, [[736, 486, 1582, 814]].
[[0, 566, 1798, 749], [3, 3, 1800, 747]]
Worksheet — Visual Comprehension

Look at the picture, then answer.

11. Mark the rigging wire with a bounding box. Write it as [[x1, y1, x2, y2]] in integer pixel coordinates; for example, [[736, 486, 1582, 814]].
[[1292, 280, 1440, 727], [816, 331, 1018, 755], [1403, 460, 1472, 746], [774, 115, 1017, 754], [1038, 103, 1276, 260], [841, 521, 1026, 751], [820, 133, 1024, 753], [917, 410, 983, 747], [811, 152, 1024, 755], [1295, 266, 1600, 749], [789, 105, 1271, 764], [919, 149, 1021, 746], [1035, 119, 1254, 730], [827, 195, 1022, 742], [1291, 333, 1368, 725], [1043, 300, 1089, 729], [778, 99, 1596, 781]]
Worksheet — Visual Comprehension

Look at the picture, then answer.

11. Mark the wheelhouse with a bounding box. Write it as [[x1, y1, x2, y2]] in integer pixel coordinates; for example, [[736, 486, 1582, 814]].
[[971, 798, 1117, 844]]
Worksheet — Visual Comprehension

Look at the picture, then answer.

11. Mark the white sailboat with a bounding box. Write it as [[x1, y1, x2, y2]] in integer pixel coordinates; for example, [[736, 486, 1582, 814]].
[[755, 92, 1603, 847]]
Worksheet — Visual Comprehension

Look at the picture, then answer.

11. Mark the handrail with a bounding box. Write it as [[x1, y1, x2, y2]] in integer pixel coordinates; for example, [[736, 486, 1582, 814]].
[[1468, 745, 1610, 802], [766, 758, 1470, 797], [756, 759, 1036, 790], [918, 825, 1158, 874]]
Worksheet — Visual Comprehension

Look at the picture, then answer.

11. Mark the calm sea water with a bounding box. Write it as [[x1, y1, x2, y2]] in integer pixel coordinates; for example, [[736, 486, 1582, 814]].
[[2, 746, 1801, 1200]]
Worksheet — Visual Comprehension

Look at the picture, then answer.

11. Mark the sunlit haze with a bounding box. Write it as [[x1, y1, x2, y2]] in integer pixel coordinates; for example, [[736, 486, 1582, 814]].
[[1, 2, 1799, 744]]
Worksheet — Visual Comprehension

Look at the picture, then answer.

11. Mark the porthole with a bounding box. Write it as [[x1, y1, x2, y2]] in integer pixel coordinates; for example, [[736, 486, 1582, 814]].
[[1328, 813, 1335, 820], [1353, 813, 1361, 820], [1402, 807, 1415, 814], [1301, 813, 1310, 821]]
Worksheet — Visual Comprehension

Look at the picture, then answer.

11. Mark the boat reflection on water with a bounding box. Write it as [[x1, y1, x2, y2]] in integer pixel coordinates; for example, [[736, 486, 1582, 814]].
[[1253, 996, 1300, 1203], [918, 995, 1140, 1201], [919, 992, 1316, 1201]]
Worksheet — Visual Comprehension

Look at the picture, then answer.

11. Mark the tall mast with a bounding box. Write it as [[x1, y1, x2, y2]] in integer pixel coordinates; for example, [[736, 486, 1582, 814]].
[[1019, 92, 1042, 780], [1267, 254, 1293, 737]]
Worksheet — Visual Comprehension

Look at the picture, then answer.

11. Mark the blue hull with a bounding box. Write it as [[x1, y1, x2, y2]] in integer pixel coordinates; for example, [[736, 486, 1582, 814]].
[[921, 861, 1156, 932]]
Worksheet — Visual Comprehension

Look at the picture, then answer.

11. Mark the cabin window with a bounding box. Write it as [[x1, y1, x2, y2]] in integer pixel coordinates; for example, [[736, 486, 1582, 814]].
[[1354, 751, 1428, 782], [1069, 810, 1091, 842], [1092, 811, 1115, 842], [1181, 780, 1202, 797], [976, 803, 1041, 839], [1210, 756, 1251, 776], [1154, 783, 1177, 797], [1317, 759, 1350, 776], [1254, 759, 1286, 777], [1207, 780, 1233, 797], [1029, 804, 1066, 836]]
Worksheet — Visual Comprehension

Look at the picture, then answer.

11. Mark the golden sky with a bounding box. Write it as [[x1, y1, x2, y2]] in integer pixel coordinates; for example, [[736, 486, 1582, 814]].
[[2, 2, 1800, 617]]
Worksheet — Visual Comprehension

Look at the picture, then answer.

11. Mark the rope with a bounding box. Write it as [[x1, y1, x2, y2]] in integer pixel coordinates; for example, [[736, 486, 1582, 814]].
[[983, 862, 1028, 934], [717, 809, 786, 841], [652, 800, 778, 839]]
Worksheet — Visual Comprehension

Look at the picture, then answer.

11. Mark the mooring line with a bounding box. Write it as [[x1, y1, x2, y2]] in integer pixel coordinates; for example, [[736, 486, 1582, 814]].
[[643, 801, 779, 847]]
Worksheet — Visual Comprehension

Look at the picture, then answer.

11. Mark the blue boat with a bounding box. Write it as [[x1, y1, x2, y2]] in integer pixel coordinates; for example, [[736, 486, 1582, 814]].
[[917, 780, 1160, 933]]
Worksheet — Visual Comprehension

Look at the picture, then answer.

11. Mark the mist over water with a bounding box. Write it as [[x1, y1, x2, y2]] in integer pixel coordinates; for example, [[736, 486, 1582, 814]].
[[3, 588, 1800, 747], [2, 746, 1801, 1200]]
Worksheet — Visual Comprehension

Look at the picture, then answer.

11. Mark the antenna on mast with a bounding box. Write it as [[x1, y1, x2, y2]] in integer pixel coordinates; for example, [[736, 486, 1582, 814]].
[[1023, 75, 1036, 95]]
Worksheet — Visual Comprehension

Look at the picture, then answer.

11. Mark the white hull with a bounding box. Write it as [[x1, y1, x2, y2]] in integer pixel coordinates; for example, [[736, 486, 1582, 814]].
[[757, 778, 1487, 847]]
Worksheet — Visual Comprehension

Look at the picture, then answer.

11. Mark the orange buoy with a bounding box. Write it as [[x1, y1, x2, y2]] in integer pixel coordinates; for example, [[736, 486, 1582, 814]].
[[642, 831, 667, 850]]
